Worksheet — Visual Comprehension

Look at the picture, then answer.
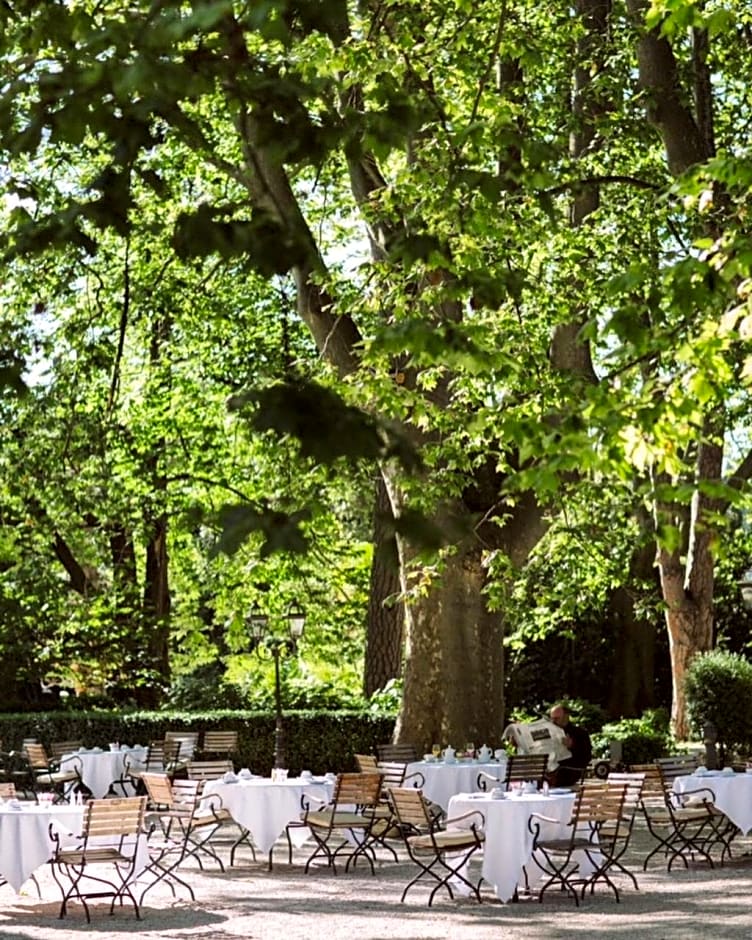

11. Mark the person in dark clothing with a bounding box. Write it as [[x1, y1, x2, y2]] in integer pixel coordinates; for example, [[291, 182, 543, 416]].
[[549, 703, 592, 787]]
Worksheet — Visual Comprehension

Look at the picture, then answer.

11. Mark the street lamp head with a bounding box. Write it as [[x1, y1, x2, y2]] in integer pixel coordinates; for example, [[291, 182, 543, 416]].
[[740, 568, 752, 612], [249, 605, 269, 640], [288, 603, 306, 639]]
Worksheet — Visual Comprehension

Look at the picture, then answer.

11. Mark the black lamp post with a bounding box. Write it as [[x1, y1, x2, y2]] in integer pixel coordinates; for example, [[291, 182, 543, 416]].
[[248, 603, 306, 770], [739, 568, 752, 612]]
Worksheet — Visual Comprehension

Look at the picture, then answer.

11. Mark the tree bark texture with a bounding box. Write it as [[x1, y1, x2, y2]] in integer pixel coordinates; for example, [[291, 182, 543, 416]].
[[364, 474, 404, 696], [392, 527, 504, 751]]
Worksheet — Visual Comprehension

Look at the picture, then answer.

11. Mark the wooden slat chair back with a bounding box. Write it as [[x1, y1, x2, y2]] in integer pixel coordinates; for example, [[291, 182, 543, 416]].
[[23, 742, 81, 800], [355, 753, 379, 774], [529, 780, 630, 905], [301, 772, 383, 874], [505, 754, 549, 789], [49, 741, 84, 760], [186, 759, 235, 783], [200, 730, 239, 757], [49, 796, 147, 923], [376, 743, 419, 764], [387, 786, 485, 906], [164, 731, 200, 763]]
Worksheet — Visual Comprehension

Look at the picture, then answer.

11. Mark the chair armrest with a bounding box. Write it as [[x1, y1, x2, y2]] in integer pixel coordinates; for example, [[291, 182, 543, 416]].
[[300, 791, 329, 817], [445, 808, 485, 829], [672, 784, 716, 806], [527, 812, 561, 839], [476, 771, 500, 791], [404, 770, 424, 788]]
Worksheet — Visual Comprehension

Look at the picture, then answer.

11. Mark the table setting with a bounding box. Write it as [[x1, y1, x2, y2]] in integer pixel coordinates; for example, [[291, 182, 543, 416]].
[[407, 745, 507, 810]]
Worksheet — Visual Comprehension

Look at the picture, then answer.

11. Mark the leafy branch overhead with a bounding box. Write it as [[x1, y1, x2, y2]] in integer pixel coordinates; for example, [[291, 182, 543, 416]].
[[228, 378, 422, 470]]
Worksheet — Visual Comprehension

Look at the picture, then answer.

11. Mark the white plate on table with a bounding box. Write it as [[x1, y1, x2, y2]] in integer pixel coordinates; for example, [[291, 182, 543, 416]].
[[548, 787, 573, 795]]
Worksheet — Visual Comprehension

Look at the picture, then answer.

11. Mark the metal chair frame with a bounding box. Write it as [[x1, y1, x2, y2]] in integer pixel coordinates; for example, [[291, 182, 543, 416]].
[[387, 786, 485, 906], [49, 796, 148, 923], [529, 780, 630, 906], [300, 772, 382, 874]]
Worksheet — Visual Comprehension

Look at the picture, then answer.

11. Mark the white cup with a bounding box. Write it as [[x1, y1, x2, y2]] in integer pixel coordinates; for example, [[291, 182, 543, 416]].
[[300, 770, 313, 780]]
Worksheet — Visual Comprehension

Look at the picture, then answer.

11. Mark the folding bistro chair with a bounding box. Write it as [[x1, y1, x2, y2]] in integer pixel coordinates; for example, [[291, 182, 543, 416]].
[[300, 772, 382, 874], [140, 772, 231, 889], [185, 760, 257, 863], [387, 786, 484, 906], [23, 742, 82, 802], [115, 739, 181, 796], [528, 780, 629, 905], [49, 796, 147, 922]]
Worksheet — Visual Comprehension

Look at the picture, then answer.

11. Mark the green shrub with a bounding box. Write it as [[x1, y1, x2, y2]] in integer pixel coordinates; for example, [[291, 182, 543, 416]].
[[593, 709, 672, 765], [685, 649, 752, 764]]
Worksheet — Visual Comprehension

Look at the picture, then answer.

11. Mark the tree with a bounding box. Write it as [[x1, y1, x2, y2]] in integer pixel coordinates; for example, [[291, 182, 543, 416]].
[[2, 0, 752, 742]]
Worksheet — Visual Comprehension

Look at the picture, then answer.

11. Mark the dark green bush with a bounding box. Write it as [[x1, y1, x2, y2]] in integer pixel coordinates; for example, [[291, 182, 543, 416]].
[[592, 709, 672, 765], [685, 649, 752, 764], [0, 709, 395, 776]]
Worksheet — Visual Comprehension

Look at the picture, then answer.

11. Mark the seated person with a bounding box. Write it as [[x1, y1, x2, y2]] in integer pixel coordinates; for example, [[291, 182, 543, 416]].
[[549, 703, 592, 787]]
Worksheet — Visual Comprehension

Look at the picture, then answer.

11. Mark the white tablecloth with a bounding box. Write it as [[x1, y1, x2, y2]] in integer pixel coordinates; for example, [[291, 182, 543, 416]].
[[448, 791, 577, 902], [406, 760, 506, 811], [203, 777, 334, 855], [674, 772, 752, 834], [60, 747, 147, 799], [0, 803, 84, 891]]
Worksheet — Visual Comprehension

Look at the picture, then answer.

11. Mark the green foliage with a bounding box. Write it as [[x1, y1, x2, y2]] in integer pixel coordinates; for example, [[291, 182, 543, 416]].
[[593, 709, 672, 764], [685, 650, 752, 763]]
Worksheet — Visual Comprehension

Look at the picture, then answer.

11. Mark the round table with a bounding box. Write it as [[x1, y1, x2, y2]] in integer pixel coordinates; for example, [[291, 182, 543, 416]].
[[448, 790, 577, 901], [203, 776, 335, 855], [60, 746, 147, 799]]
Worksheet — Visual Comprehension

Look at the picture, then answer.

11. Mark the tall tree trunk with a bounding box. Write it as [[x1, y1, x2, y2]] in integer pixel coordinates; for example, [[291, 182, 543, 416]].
[[393, 524, 504, 750], [627, 0, 721, 738], [364, 474, 404, 696], [141, 514, 171, 705]]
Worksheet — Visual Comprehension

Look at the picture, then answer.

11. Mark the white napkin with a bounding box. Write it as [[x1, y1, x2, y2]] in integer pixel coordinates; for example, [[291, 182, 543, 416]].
[[223, 771, 238, 783]]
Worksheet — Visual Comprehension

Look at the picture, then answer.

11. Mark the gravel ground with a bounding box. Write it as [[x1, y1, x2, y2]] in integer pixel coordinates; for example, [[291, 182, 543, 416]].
[[1, 823, 751, 939]]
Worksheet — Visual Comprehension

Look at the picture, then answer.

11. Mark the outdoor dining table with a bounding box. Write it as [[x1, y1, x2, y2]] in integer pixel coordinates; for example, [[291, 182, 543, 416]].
[[448, 789, 578, 902], [202, 775, 335, 856], [406, 759, 507, 811], [60, 745, 148, 799], [0, 801, 84, 891], [674, 770, 752, 834]]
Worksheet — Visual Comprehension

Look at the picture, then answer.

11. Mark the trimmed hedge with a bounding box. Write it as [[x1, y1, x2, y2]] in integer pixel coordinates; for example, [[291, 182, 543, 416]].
[[0, 709, 396, 776]]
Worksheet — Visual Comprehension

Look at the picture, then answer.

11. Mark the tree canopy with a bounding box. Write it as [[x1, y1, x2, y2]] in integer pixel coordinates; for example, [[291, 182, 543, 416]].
[[1, 0, 752, 740]]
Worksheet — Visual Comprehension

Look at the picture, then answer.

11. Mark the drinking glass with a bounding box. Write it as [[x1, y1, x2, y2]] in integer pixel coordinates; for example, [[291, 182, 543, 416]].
[[465, 741, 475, 759], [431, 743, 441, 759]]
